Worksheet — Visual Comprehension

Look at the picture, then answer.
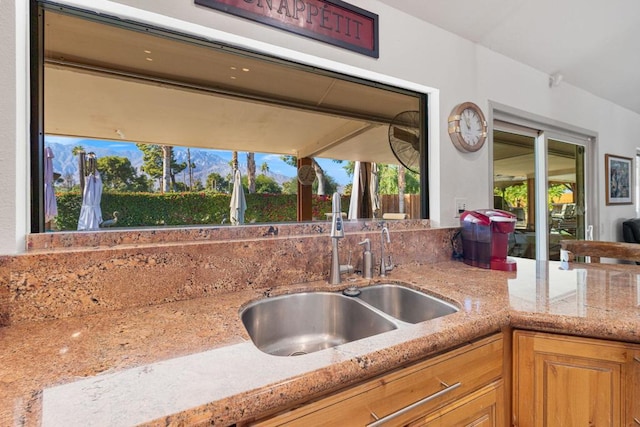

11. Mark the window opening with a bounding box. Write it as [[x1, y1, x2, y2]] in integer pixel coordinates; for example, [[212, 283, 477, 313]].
[[35, 6, 428, 232]]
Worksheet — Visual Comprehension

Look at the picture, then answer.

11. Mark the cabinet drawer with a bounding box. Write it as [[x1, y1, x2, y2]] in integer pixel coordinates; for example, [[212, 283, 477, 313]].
[[254, 333, 503, 426], [408, 380, 504, 427]]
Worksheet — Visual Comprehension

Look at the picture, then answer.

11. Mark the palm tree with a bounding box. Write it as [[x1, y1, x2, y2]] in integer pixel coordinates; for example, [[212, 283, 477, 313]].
[[232, 151, 238, 171], [397, 165, 406, 214], [187, 148, 195, 191], [247, 152, 256, 194], [71, 145, 86, 191], [161, 145, 171, 193]]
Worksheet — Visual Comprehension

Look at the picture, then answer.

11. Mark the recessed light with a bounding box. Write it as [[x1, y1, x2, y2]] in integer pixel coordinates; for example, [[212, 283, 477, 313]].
[[144, 50, 152, 54], [146, 57, 153, 62], [230, 76, 237, 80], [242, 67, 250, 72], [230, 66, 237, 70]]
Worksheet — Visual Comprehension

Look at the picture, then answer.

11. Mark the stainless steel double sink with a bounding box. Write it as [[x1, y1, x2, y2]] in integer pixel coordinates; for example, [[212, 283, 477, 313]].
[[241, 284, 459, 356]]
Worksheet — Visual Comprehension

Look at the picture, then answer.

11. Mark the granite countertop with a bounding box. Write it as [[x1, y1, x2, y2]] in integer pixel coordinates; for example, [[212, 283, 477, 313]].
[[1, 258, 639, 426]]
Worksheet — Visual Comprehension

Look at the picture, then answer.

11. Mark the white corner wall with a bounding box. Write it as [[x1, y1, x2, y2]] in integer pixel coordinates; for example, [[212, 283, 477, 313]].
[[477, 48, 640, 241], [4, 0, 640, 254], [0, 0, 28, 255]]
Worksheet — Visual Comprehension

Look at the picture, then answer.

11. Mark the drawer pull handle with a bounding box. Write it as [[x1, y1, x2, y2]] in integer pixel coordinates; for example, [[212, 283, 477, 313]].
[[366, 381, 461, 426], [634, 356, 640, 363], [634, 417, 640, 425]]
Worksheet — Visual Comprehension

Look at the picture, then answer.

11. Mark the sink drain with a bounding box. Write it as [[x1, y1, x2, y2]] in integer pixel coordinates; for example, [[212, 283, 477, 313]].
[[342, 286, 361, 297]]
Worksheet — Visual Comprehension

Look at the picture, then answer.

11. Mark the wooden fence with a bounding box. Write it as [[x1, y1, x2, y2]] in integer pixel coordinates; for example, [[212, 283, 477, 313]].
[[380, 194, 421, 219]]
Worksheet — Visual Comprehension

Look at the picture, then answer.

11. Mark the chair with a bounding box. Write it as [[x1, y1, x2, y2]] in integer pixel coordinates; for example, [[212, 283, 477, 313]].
[[560, 239, 640, 263], [622, 218, 640, 244]]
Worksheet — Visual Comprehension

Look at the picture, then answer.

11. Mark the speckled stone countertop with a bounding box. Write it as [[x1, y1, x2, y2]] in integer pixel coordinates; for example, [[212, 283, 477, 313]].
[[1, 257, 639, 426]]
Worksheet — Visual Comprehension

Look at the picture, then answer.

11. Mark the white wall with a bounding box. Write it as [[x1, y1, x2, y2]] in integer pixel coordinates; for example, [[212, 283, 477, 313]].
[[2, 0, 640, 254], [0, 0, 29, 255], [0, 0, 15, 254], [476, 48, 640, 240]]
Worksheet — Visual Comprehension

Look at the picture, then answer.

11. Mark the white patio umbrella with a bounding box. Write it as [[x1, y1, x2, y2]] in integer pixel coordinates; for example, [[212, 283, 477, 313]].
[[77, 172, 103, 231], [230, 169, 246, 225], [44, 146, 58, 224], [348, 161, 361, 220], [370, 163, 380, 218]]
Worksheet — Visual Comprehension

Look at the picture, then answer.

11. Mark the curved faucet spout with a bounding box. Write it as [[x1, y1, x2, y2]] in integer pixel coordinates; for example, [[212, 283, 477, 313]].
[[382, 226, 390, 243]]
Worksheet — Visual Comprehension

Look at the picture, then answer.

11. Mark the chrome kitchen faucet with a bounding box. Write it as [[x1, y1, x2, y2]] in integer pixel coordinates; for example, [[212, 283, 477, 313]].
[[329, 192, 353, 285]]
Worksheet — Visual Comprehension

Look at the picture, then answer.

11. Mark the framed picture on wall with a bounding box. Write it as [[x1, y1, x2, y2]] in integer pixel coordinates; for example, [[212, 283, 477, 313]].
[[605, 154, 633, 205]]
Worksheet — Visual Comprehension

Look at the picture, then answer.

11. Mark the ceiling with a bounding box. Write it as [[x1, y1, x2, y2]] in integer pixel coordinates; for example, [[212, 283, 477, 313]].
[[493, 131, 579, 185], [44, 2, 635, 185], [377, 0, 640, 115], [44, 11, 420, 165]]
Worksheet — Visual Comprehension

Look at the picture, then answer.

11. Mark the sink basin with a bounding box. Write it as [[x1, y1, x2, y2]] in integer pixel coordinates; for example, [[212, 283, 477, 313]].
[[241, 285, 459, 357], [241, 292, 397, 356], [356, 284, 458, 324]]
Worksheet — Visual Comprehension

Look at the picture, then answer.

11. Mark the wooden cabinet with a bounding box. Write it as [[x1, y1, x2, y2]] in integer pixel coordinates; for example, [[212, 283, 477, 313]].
[[251, 333, 504, 426], [513, 330, 640, 427], [408, 380, 504, 427]]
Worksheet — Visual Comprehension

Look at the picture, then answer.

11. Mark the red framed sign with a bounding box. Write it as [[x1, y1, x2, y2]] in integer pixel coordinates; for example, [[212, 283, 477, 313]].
[[195, 0, 379, 58]]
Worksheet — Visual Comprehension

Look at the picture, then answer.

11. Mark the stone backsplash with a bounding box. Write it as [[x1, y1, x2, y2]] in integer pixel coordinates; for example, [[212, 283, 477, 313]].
[[1, 220, 457, 326]]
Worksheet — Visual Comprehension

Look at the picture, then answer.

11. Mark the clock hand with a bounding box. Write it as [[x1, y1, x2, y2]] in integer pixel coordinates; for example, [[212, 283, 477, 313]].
[[463, 114, 471, 129]]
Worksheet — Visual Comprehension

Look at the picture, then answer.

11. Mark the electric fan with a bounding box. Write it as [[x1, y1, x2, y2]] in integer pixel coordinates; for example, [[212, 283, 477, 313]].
[[388, 110, 421, 173]]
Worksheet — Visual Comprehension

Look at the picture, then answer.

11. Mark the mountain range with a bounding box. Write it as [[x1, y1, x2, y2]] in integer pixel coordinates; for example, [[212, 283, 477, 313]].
[[46, 141, 293, 189]]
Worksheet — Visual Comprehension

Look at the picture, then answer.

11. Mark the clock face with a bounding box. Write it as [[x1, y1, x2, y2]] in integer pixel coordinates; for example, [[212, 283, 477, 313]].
[[460, 108, 484, 147], [448, 102, 487, 153], [297, 164, 316, 185]]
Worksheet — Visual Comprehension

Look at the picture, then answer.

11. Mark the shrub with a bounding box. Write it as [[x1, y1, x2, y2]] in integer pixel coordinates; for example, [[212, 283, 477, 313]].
[[54, 192, 343, 230]]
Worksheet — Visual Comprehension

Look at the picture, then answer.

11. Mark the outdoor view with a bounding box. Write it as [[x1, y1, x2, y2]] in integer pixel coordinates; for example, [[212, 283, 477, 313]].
[[41, 10, 424, 233], [493, 131, 584, 260], [44, 136, 419, 231]]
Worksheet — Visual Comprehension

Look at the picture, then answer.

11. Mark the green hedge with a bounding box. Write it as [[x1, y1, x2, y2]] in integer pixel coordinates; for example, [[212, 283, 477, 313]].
[[55, 192, 338, 230]]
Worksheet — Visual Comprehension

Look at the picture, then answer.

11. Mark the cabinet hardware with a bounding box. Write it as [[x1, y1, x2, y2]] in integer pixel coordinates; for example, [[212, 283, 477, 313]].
[[634, 356, 640, 363], [634, 417, 640, 425], [366, 382, 462, 426]]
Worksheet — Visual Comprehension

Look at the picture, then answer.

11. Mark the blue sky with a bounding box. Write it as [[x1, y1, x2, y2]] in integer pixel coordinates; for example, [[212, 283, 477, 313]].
[[45, 135, 352, 185]]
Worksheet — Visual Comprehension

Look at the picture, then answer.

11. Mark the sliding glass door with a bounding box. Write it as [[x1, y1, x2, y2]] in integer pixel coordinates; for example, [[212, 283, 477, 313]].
[[493, 127, 536, 258], [493, 120, 590, 261], [547, 138, 586, 259]]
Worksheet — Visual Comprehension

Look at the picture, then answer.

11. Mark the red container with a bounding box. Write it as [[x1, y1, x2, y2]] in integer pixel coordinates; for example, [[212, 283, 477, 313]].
[[460, 209, 517, 271]]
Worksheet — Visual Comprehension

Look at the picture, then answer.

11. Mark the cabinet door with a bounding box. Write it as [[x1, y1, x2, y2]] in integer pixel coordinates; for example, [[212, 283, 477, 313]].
[[252, 334, 503, 426], [513, 330, 639, 427], [409, 380, 504, 427], [632, 348, 640, 426]]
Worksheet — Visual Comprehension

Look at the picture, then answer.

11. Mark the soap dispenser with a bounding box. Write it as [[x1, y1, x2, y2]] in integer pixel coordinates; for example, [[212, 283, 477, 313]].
[[359, 238, 373, 279]]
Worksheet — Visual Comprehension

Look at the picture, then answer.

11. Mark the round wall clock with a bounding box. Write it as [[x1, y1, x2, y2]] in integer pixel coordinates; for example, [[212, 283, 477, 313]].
[[297, 164, 316, 185], [448, 102, 488, 152]]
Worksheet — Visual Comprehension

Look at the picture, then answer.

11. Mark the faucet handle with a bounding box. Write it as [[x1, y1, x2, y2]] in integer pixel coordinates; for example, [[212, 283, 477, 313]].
[[358, 238, 371, 252], [340, 264, 354, 275], [340, 249, 354, 275]]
